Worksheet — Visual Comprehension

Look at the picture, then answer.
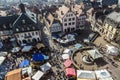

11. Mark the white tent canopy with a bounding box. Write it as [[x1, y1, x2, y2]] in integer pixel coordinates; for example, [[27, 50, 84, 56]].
[[22, 46, 32, 52], [0, 56, 5, 65], [62, 54, 70, 60], [32, 70, 44, 80], [0, 52, 8, 56], [106, 45, 119, 56], [77, 70, 96, 79], [95, 69, 111, 79], [22, 66, 32, 75], [40, 62, 52, 72], [99, 77, 113, 80], [87, 49, 103, 60], [63, 49, 71, 55]]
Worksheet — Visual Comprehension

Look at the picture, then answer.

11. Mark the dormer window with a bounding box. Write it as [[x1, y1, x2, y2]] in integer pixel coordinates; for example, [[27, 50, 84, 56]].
[[22, 28, 24, 31], [9, 23, 12, 28], [33, 26, 35, 30], [22, 19, 25, 24], [27, 27, 30, 30], [16, 28, 19, 32], [3, 25, 6, 29]]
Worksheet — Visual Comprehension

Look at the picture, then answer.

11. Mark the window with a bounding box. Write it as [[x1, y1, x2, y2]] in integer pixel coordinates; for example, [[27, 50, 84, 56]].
[[22, 28, 24, 31], [69, 23, 71, 25], [71, 14, 73, 16], [64, 23, 67, 26], [72, 18, 75, 20], [28, 33, 31, 36], [64, 19, 67, 22], [37, 38, 40, 41], [27, 27, 30, 30], [22, 19, 25, 24], [3, 25, 6, 29], [32, 32, 34, 36], [36, 32, 38, 35], [69, 18, 71, 21], [33, 27, 35, 30], [72, 22, 75, 25], [24, 33, 27, 36], [16, 28, 19, 32]]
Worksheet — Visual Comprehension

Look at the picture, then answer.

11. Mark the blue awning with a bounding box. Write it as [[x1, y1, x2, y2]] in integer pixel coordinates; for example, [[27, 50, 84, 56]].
[[33, 53, 44, 62], [19, 59, 29, 68]]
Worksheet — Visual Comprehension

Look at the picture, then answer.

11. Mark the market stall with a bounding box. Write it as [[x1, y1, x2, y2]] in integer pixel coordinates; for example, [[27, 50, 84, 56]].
[[64, 59, 72, 68], [32, 70, 44, 80], [65, 68, 76, 76], [77, 70, 96, 80], [40, 62, 52, 72]]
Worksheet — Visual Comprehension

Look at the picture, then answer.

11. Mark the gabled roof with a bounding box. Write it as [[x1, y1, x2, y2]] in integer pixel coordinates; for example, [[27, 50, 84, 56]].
[[56, 5, 69, 18], [71, 4, 83, 17], [0, 15, 18, 31], [13, 12, 38, 33]]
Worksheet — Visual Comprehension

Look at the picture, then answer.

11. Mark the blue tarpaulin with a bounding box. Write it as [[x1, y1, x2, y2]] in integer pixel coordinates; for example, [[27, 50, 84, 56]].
[[19, 59, 29, 68], [33, 53, 44, 62]]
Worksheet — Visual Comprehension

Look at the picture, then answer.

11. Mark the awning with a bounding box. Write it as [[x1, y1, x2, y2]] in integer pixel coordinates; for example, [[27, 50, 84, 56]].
[[22, 46, 33, 52], [5, 69, 21, 80], [65, 68, 76, 76], [63, 49, 71, 55], [106, 45, 119, 56], [74, 43, 83, 49], [64, 59, 72, 67], [95, 69, 111, 79], [32, 53, 44, 62], [36, 43, 45, 49], [62, 54, 69, 60], [0, 52, 8, 56], [19, 59, 29, 68], [0, 56, 5, 65], [32, 70, 44, 80], [22, 66, 32, 75], [40, 62, 52, 72], [99, 77, 113, 80], [11, 47, 21, 53], [77, 70, 96, 79], [87, 49, 103, 60]]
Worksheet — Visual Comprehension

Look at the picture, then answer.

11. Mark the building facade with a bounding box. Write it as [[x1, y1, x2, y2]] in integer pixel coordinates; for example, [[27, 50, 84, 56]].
[[103, 12, 120, 44], [13, 3, 41, 45], [56, 5, 76, 33]]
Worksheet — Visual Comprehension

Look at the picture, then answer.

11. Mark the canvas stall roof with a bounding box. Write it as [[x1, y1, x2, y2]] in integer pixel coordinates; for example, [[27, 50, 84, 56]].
[[36, 43, 45, 49], [74, 43, 83, 49], [0, 56, 5, 65], [40, 62, 52, 72], [99, 77, 113, 80], [64, 59, 72, 67], [22, 66, 32, 75], [62, 54, 69, 60], [63, 49, 71, 54], [65, 68, 76, 76], [77, 70, 96, 79], [11, 47, 21, 53], [95, 69, 111, 79], [32, 70, 44, 80], [106, 45, 119, 56], [87, 49, 103, 60], [77, 78, 96, 80], [0, 52, 8, 56], [22, 46, 32, 52], [5, 69, 21, 80]]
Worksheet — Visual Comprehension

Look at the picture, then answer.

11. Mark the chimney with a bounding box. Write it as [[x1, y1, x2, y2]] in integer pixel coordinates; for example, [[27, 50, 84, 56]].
[[19, 3, 26, 13]]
